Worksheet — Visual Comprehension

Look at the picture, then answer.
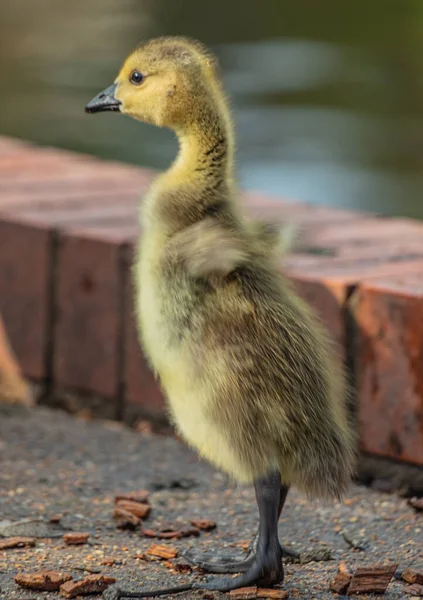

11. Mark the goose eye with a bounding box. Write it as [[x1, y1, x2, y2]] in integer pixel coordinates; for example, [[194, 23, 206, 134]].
[[130, 71, 144, 85]]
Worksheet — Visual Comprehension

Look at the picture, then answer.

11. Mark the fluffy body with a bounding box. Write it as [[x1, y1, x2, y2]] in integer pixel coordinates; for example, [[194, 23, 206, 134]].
[[113, 36, 355, 500]]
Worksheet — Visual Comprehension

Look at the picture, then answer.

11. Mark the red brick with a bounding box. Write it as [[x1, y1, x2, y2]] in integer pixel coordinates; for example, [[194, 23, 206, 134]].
[[285, 250, 423, 357], [350, 275, 423, 466], [0, 217, 52, 380], [123, 245, 165, 419], [53, 227, 130, 400]]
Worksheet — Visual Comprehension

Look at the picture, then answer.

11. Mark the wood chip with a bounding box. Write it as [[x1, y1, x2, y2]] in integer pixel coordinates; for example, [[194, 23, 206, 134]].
[[142, 523, 199, 539], [49, 514, 63, 524], [115, 499, 150, 519], [101, 557, 118, 566], [190, 518, 216, 531], [159, 530, 183, 539], [142, 528, 166, 538], [330, 571, 352, 594], [257, 589, 289, 599], [403, 569, 423, 586], [113, 507, 140, 529], [63, 532, 89, 545], [15, 570, 72, 591], [347, 563, 398, 595], [146, 543, 178, 560], [114, 490, 149, 504], [0, 536, 36, 550], [407, 497, 423, 512], [179, 526, 200, 538], [338, 561, 351, 575], [405, 583, 423, 596], [234, 540, 250, 550], [60, 574, 116, 598], [229, 586, 258, 599], [142, 526, 182, 539]]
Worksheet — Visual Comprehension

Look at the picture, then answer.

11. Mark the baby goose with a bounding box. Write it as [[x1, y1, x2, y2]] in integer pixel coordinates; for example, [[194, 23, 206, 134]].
[[86, 37, 355, 597]]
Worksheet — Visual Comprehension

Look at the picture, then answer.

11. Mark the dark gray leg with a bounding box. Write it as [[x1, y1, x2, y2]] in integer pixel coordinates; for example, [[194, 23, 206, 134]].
[[183, 481, 297, 574], [192, 471, 284, 592]]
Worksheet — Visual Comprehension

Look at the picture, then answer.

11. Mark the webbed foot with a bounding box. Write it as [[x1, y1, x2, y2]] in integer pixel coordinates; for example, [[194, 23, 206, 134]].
[[182, 547, 255, 573], [183, 539, 298, 574], [192, 541, 283, 592]]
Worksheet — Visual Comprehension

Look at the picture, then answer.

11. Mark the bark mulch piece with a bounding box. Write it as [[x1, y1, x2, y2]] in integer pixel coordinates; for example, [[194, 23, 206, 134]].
[[115, 499, 150, 519], [60, 574, 116, 598], [230, 588, 259, 600], [143, 527, 181, 539], [146, 543, 178, 560], [113, 506, 141, 529], [114, 490, 149, 504], [102, 557, 120, 566], [331, 562, 398, 596], [330, 562, 352, 594], [49, 514, 63, 523], [257, 589, 289, 599], [190, 518, 216, 531], [402, 568, 423, 586], [15, 570, 72, 591], [142, 521, 200, 539], [229, 587, 288, 599], [63, 532, 90, 545], [331, 573, 352, 594], [0, 536, 36, 550]]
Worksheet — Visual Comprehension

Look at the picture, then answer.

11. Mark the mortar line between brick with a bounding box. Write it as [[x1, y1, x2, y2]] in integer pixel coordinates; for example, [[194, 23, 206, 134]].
[[343, 283, 359, 428], [41, 228, 60, 401], [115, 242, 130, 421]]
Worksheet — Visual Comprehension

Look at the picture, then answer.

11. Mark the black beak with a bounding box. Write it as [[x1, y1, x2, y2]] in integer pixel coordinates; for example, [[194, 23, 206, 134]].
[[85, 83, 121, 114]]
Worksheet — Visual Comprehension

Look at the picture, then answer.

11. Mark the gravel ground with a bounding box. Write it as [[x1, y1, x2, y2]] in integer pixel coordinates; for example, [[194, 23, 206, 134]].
[[0, 405, 421, 599]]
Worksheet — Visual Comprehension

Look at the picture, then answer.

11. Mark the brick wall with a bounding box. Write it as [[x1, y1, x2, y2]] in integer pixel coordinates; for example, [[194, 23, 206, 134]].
[[0, 136, 422, 467]]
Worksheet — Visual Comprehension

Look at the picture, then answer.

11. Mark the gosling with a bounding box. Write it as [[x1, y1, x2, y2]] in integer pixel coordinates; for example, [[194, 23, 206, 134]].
[[86, 36, 355, 596]]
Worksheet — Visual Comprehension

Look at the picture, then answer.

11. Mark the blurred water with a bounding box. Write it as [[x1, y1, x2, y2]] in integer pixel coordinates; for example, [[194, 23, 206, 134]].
[[0, 0, 423, 217]]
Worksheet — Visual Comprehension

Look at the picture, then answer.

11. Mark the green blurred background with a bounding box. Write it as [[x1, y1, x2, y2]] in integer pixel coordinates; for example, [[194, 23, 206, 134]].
[[1, 0, 423, 218]]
